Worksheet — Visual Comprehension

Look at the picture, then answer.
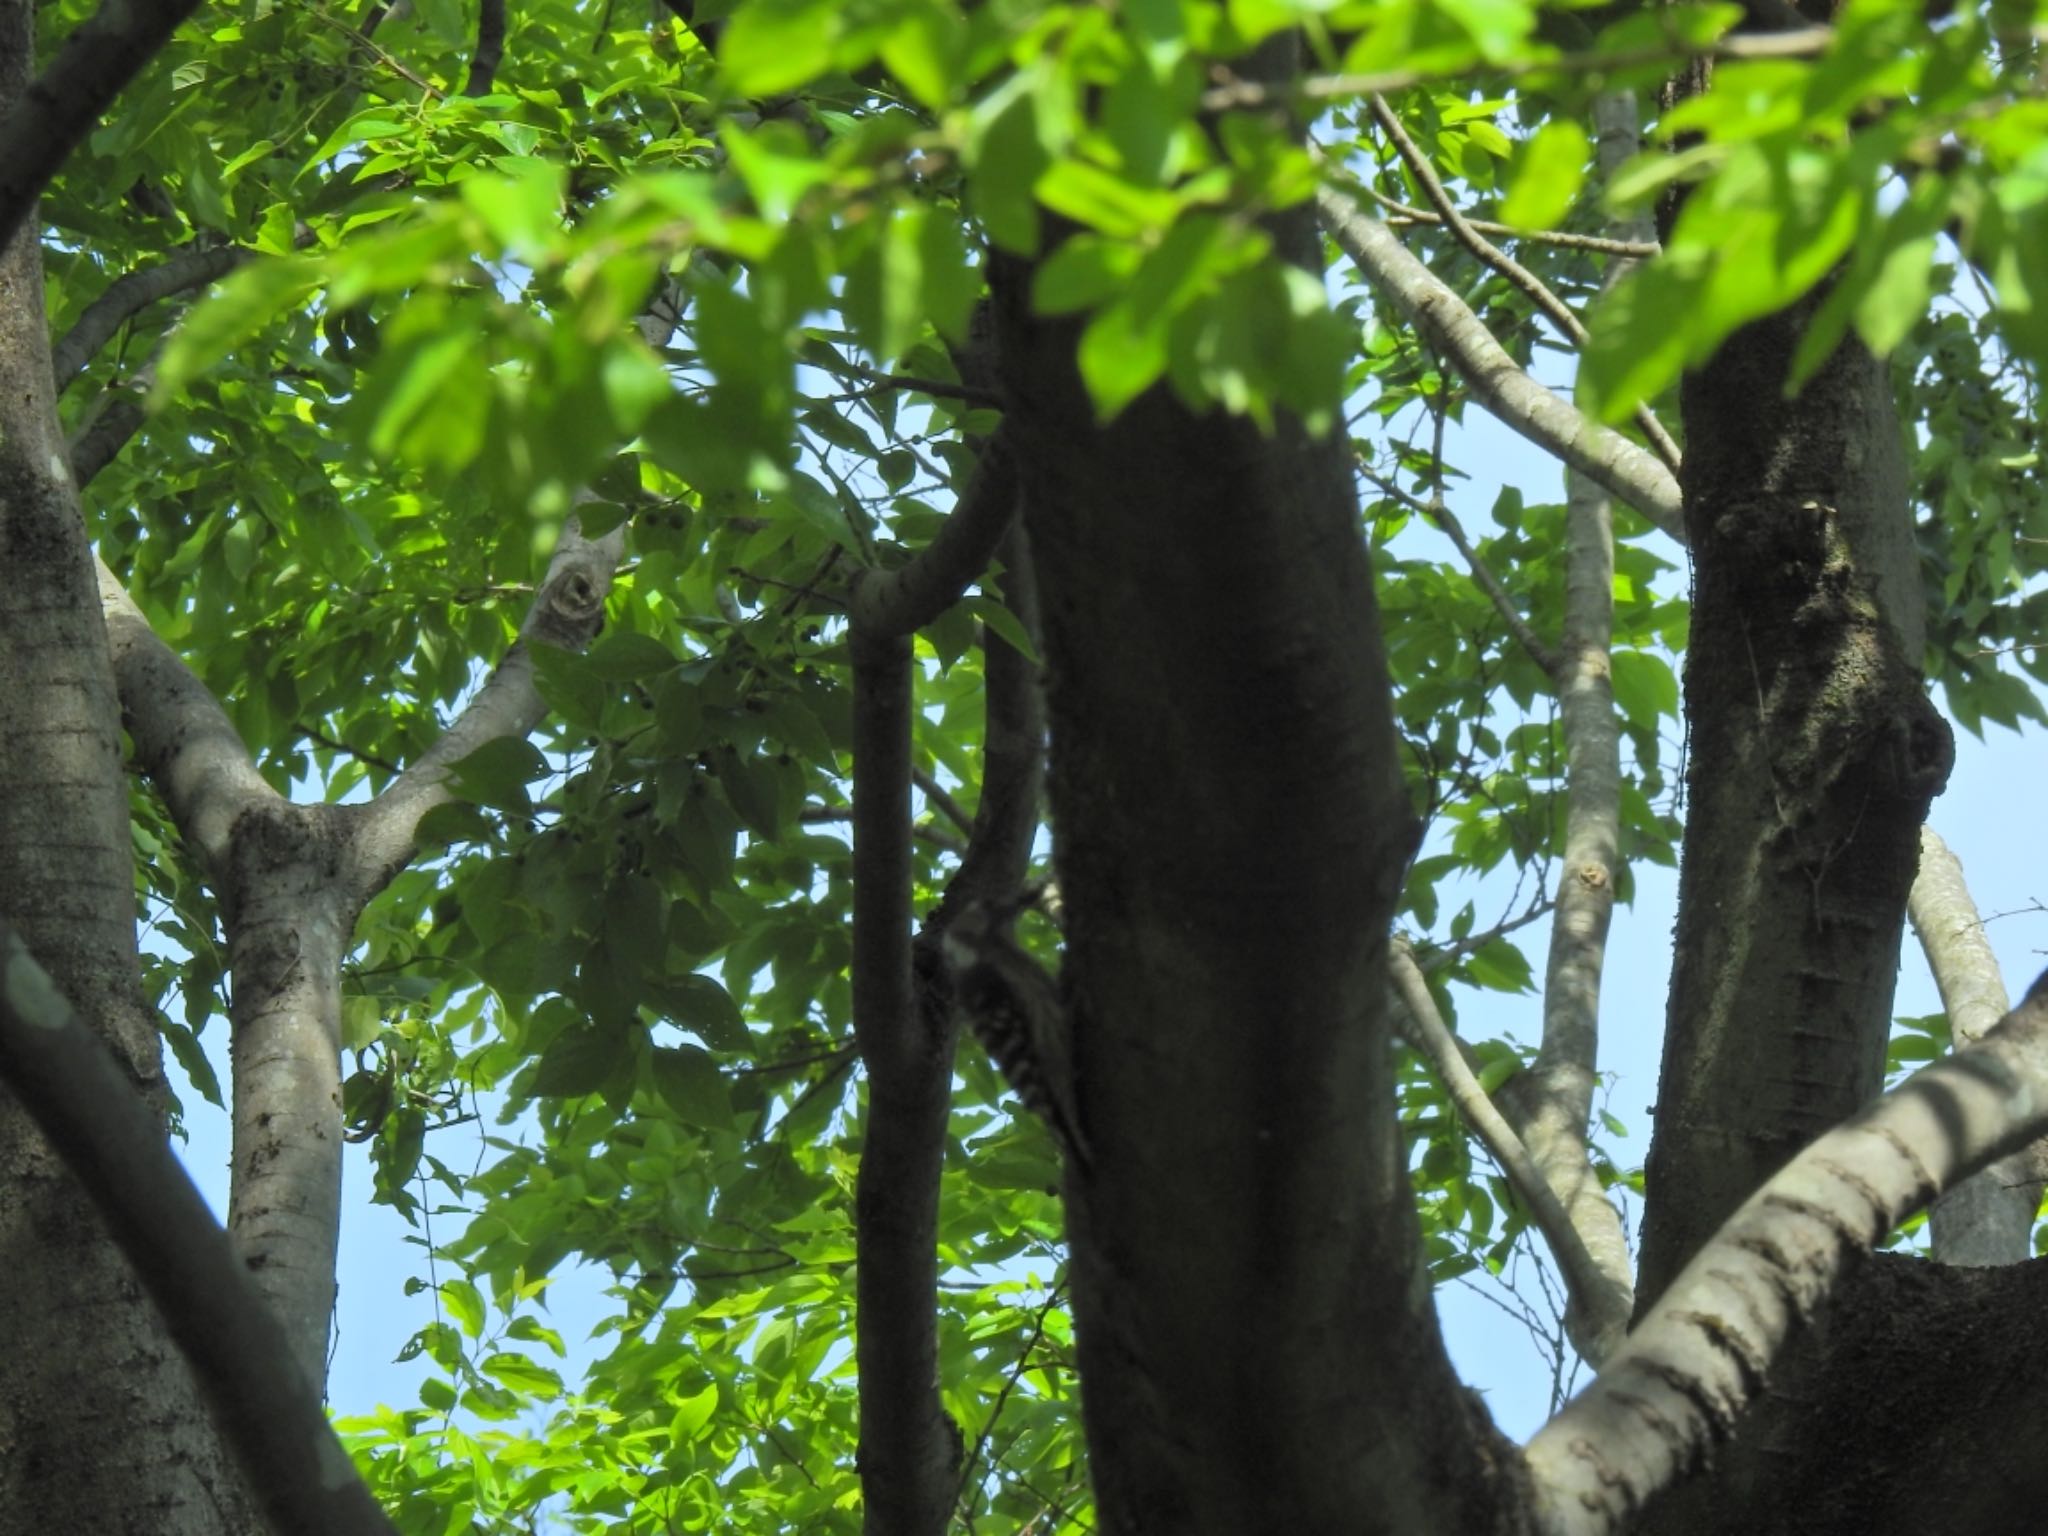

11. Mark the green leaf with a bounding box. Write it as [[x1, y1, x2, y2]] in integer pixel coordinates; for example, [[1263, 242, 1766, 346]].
[[460, 162, 567, 256], [441, 1279, 486, 1338], [879, 0, 965, 110], [531, 1023, 633, 1097], [153, 257, 320, 401], [448, 738, 549, 812], [1500, 119, 1589, 232], [652, 1044, 733, 1127], [1610, 650, 1679, 728], [1035, 160, 1180, 240], [1032, 235, 1142, 315], [718, 0, 839, 93], [654, 972, 749, 1051], [671, 1382, 720, 1439]]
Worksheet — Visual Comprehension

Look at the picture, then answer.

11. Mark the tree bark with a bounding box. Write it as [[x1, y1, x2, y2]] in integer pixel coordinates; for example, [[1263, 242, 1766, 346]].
[[1635, 292, 1949, 1313], [989, 87, 1515, 1522], [0, 2, 252, 1526]]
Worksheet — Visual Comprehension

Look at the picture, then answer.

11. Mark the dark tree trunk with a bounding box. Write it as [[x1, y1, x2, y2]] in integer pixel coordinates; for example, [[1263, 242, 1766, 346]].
[[1635, 294, 1950, 1315], [1646, 1254, 2048, 1535], [988, 170, 1521, 1528]]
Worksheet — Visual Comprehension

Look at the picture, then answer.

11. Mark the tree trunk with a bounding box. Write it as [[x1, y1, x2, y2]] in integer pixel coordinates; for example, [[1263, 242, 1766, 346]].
[[0, 4, 252, 1528], [988, 170, 1518, 1530], [1635, 294, 1950, 1314]]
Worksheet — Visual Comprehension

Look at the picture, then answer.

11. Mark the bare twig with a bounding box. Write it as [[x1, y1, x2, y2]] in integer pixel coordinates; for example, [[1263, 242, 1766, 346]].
[[1202, 26, 1837, 111], [1364, 184, 1659, 258], [1358, 460, 1562, 681], [956, 1284, 1068, 1517], [307, 5, 445, 98], [1367, 96, 1683, 472], [1389, 941, 1632, 1364]]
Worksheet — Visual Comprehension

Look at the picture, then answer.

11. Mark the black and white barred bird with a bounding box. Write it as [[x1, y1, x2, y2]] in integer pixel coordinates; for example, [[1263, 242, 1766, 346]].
[[941, 897, 1091, 1169]]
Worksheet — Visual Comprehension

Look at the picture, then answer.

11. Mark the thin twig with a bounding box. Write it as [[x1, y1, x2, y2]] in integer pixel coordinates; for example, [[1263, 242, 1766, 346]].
[[1359, 461, 1562, 681], [1364, 183, 1660, 258], [1202, 26, 1836, 111], [955, 1284, 1068, 1518], [913, 768, 974, 835], [817, 365, 1002, 406], [297, 722, 404, 777], [307, 5, 445, 98], [1367, 96, 1684, 473]]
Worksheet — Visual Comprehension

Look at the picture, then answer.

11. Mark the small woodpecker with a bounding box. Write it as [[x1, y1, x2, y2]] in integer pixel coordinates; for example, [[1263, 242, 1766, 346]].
[[941, 898, 1091, 1169]]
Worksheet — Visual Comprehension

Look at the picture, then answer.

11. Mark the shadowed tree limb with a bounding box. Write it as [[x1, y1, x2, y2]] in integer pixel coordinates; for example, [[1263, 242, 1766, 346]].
[[0, 922, 399, 1536], [464, 0, 505, 95], [51, 242, 243, 391], [846, 393, 1041, 1531], [0, 0, 206, 252]]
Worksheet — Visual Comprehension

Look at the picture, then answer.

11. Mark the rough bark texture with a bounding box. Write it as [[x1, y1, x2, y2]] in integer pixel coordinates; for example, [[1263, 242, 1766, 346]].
[[222, 802, 357, 1385], [1638, 1253, 2048, 1536], [988, 163, 1517, 1526], [1635, 294, 1950, 1314], [0, 4, 251, 1526]]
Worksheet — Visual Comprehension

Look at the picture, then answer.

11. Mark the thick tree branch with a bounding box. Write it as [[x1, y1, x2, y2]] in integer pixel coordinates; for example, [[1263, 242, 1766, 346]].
[[1390, 944, 1629, 1363], [1526, 971, 2048, 1535], [0, 0, 205, 252], [849, 620, 959, 1536], [51, 243, 243, 392], [344, 515, 623, 900], [1366, 96, 1683, 472], [848, 426, 1019, 635], [98, 558, 285, 870], [463, 0, 505, 95], [1912, 826, 2044, 1264], [1316, 179, 1685, 540], [0, 922, 398, 1536], [1497, 89, 1641, 1363], [941, 523, 1044, 906]]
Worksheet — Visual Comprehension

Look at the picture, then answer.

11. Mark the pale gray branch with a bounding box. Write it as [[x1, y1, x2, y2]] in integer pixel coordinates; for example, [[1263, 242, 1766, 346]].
[[1391, 943, 1630, 1365], [1315, 179, 1685, 541], [1366, 96, 1682, 472], [1912, 826, 2043, 1265], [345, 516, 625, 901], [1526, 972, 2048, 1534], [97, 558, 284, 871], [1506, 90, 1643, 1357]]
